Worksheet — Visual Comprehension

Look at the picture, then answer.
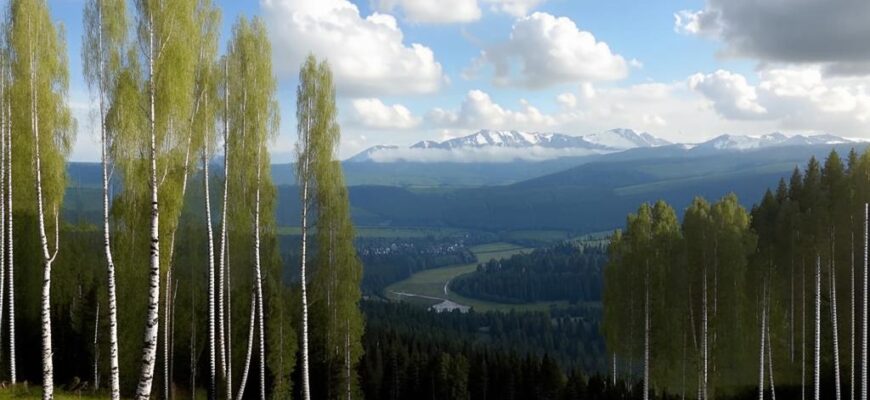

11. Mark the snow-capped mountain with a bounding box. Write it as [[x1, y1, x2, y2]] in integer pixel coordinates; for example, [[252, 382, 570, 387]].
[[582, 128, 671, 150], [351, 129, 670, 162], [346, 145, 400, 162], [409, 130, 598, 150], [348, 129, 856, 163], [692, 133, 853, 152]]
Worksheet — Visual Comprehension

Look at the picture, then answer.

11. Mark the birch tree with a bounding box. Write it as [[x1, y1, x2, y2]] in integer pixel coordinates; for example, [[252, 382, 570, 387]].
[[683, 197, 713, 400], [863, 203, 868, 400], [111, 1, 198, 397], [217, 50, 230, 400], [224, 17, 283, 399], [7, 1, 75, 397], [295, 55, 319, 400], [0, 27, 6, 386], [4, 43, 13, 384], [82, 0, 127, 397], [184, 1, 221, 397], [310, 101, 365, 399]]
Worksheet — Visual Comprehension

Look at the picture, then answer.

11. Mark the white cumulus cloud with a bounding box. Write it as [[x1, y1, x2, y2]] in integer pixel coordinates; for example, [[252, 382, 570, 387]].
[[374, 0, 546, 23], [556, 93, 577, 109], [689, 66, 870, 134], [468, 12, 629, 88], [261, 0, 446, 96], [688, 70, 768, 119], [482, 0, 547, 17], [350, 98, 421, 129], [426, 89, 557, 130], [375, 0, 481, 23]]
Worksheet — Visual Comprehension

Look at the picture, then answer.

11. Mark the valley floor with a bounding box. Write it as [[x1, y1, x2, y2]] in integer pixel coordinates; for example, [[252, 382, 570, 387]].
[[386, 242, 573, 312]]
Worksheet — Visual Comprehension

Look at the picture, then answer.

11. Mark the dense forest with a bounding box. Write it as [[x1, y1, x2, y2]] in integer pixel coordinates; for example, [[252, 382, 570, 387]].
[[360, 301, 624, 399], [603, 148, 870, 399], [452, 242, 606, 304]]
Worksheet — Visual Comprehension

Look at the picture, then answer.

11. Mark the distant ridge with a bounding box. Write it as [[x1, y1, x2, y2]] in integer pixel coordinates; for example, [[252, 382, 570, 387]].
[[350, 128, 670, 162], [349, 128, 854, 163]]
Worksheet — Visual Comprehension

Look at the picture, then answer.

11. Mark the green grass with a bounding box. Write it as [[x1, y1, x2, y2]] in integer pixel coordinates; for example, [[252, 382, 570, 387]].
[[386, 243, 556, 312]]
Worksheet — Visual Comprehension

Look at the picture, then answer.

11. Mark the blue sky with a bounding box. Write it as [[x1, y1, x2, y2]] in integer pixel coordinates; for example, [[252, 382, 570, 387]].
[[26, 0, 870, 161]]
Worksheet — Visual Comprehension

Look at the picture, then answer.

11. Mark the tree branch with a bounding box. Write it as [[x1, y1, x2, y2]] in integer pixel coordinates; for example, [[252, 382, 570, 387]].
[[48, 206, 60, 264]]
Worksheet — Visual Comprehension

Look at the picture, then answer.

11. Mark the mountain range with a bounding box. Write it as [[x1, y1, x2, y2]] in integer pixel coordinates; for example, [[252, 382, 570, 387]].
[[63, 129, 869, 236], [348, 128, 856, 163]]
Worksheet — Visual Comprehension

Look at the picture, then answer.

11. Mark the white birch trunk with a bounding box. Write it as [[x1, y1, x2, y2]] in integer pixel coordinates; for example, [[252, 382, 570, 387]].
[[205, 144, 217, 399], [170, 281, 178, 399], [863, 203, 868, 400], [0, 62, 6, 376], [102, 70, 122, 400], [31, 20, 59, 398], [768, 295, 776, 400], [235, 295, 256, 400], [6, 96, 14, 385], [299, 96, 313, 400], [225, 238, 232, 399], [218, 57, 230, 398], [135, 15, 161, 399], [613, 352, 617, 387], [254, 147, 265, 400], [93, 5, 122, 396], [816, 255, 822, 400], [163, 124, 193, 400], [94, 301, 100, 390], [849, 223, 856, 400]]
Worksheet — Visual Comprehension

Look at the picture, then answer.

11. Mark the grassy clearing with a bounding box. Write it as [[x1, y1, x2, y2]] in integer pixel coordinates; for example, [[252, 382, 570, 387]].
[[386, 243, 542, 312]]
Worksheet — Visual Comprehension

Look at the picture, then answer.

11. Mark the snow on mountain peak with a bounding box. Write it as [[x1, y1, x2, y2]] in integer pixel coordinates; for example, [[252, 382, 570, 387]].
[[694, 132, 854, 152], [347, 129, 854, 163], [580, 128, 671, 150]]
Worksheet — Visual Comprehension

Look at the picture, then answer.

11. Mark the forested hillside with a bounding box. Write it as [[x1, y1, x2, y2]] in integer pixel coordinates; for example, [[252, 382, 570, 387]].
[[603, 148, 870, 398], [273, 144, 860, 232], [452, 241, 606, 304]]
